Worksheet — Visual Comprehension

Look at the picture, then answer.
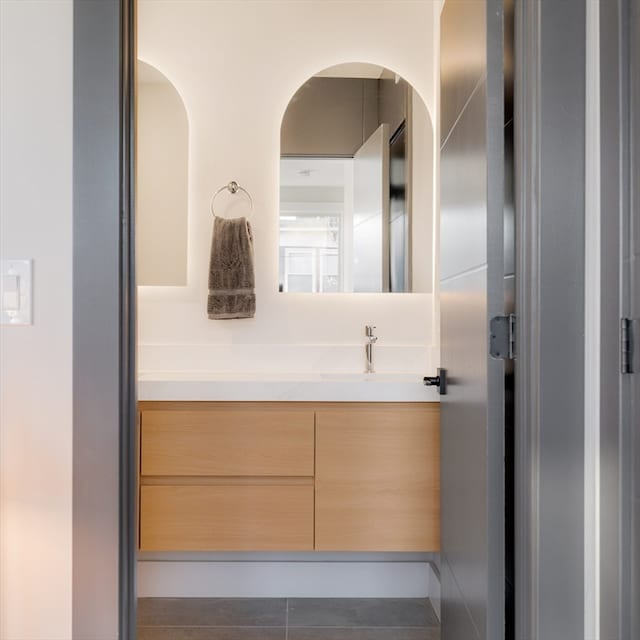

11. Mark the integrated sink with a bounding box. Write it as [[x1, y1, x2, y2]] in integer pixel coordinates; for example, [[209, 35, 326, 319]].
[[317, 372, 422, 383], [137, 371, 438, 403]]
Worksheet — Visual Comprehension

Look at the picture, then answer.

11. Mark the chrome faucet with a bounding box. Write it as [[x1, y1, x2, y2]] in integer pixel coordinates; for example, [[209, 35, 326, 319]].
[[365, 325, 378, 374]]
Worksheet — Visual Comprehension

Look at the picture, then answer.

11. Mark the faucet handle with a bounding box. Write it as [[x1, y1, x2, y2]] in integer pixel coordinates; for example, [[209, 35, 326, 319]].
[[365, 325, 377, 337]]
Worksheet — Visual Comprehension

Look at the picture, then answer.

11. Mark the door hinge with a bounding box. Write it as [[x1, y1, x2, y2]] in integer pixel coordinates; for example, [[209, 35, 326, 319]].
[[621, 317, 634, 374], [490, 314, 516, 360]]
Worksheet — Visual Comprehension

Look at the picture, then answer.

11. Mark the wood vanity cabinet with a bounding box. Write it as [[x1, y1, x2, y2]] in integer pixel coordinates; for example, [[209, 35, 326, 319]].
[[315, 404, 440, 551], [138, 401, 440, 553]]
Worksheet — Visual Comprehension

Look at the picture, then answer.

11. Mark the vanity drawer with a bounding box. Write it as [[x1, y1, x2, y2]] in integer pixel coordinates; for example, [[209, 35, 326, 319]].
[[140, 405, 315, 477], [140, 483, 314, 551]]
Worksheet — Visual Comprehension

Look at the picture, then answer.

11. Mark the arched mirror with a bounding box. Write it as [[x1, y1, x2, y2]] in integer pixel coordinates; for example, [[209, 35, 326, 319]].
[[136, 60, 189, 286], [279, 63, 433, 293]]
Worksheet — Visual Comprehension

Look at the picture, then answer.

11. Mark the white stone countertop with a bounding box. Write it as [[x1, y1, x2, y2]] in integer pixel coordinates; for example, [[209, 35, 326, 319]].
[[138, 371, 441, 403]]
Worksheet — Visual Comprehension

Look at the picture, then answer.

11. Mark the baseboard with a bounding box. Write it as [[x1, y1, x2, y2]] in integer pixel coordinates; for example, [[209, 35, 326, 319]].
[[137, 560, 440, 599]]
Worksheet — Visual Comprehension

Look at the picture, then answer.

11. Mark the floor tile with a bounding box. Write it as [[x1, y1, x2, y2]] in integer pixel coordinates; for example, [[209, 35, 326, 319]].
[[137, 628, 286, 640], [287, 598, 439, 628], [137, 629, 286, 640], [137, 598, 287, 627], [287, 628, 440, 640]]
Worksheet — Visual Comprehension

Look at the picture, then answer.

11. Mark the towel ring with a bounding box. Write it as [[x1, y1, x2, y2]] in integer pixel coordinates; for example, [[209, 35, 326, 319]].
[[210, 181, 253, 219]]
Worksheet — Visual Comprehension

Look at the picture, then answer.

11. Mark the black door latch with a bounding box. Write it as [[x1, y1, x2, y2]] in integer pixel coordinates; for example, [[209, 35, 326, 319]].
[[423, 367, 447, 395]]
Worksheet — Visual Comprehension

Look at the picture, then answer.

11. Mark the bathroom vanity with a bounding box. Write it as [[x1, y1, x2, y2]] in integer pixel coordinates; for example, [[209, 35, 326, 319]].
[[138, 383, 440, 554]]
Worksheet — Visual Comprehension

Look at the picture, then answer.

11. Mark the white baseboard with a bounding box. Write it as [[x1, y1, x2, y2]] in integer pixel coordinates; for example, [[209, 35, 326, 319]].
[[138, 561, 440, 599]]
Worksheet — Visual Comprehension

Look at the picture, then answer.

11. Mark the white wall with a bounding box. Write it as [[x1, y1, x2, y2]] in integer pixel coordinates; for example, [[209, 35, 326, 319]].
[[0, 1, 72, 639], [137, 0, 441, 374]]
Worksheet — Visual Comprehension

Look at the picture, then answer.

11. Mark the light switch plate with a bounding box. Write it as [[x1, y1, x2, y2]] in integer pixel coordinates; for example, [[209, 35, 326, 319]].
[[1, 259, 33, 325]]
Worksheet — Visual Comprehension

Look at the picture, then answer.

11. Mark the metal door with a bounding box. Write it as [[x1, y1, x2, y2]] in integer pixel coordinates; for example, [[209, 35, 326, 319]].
[[439, 1, 513, 638]]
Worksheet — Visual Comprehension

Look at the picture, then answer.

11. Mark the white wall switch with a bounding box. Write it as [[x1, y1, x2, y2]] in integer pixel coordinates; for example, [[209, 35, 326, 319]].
[[1, 259, 33, 325]]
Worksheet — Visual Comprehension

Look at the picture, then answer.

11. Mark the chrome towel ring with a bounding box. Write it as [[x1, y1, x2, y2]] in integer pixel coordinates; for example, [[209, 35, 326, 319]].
[[210, 181, 253, 219]]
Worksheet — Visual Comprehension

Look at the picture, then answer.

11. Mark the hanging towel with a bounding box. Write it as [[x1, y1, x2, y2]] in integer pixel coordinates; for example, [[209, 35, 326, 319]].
[[207, 216, 256, 319]]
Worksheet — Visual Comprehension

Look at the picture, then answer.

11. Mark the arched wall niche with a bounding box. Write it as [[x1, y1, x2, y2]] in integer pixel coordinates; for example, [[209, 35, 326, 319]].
[[137, 60, 189, 286]]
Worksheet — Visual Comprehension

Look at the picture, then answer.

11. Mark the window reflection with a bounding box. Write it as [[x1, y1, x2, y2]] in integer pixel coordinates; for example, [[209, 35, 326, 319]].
[[279, 157, 348, 292]]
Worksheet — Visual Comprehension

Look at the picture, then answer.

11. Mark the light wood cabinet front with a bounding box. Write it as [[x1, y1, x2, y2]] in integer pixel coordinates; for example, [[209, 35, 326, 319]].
[[141, 403, 314, 477], [138, 401, 440, 553], [140, 483, 314, 551], [315, 404, 440, 552]]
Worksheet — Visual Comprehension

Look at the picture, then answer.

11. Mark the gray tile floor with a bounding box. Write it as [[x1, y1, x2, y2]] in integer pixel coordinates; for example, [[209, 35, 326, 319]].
[[137, 598, 440, 640]]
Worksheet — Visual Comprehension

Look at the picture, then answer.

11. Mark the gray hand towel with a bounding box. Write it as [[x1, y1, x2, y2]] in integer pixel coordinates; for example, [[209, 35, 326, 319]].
[[207, 216, 256, 319]]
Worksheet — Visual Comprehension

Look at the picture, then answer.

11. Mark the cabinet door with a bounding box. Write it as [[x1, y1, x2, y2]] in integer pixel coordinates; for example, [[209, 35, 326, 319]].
[[315, 404, 440, 551]]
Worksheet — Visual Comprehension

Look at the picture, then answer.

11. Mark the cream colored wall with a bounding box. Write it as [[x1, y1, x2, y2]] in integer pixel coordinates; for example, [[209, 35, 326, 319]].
[[137, 0, 441, 373], [137, 73, 189, 286], [0, 1, 72, 639]]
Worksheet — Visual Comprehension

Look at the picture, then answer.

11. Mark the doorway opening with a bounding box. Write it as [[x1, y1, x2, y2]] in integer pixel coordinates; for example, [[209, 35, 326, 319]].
[[129, 2, 513, 639]]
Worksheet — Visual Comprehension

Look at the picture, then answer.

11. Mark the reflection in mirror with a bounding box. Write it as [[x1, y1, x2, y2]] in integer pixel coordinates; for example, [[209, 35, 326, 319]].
[[279, 63, 432, 293], [136, 60, 188, 286]]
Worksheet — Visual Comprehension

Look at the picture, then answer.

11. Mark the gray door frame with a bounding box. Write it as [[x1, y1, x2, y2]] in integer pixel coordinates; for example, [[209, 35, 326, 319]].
[[598, 1, 638, 638], [73, 0, 136, 638], [71, 1, 624, 639], [625, 6, 640, 637], [514, 1, 590, 639]]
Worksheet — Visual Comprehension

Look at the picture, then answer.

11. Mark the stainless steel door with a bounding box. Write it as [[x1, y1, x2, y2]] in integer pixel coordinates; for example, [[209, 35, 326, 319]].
[[439, 1, 512, 638]]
